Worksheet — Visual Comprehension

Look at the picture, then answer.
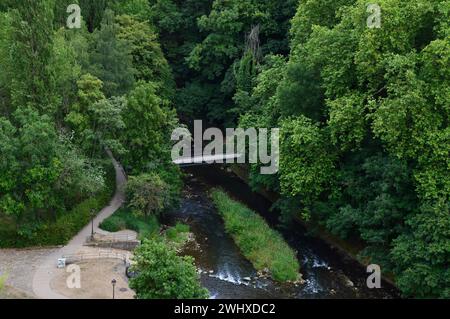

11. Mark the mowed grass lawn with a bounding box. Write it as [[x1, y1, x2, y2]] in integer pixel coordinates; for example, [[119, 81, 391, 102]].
[[211, 189, 300, 282]]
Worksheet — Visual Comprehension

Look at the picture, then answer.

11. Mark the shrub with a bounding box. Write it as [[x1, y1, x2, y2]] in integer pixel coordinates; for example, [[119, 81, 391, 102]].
[[211, 189, 300, 282], [99, 207, 159, 240], [0, 273, 7, 292], [164, 222, 191, 249], [126, 173, 169, 218], [0, 160, 115, 248], [130, 238, 209, 299]]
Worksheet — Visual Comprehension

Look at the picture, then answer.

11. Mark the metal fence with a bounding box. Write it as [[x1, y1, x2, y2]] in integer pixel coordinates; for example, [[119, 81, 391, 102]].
[[62, 250, 130, 265], [87, 233, 139, 243]]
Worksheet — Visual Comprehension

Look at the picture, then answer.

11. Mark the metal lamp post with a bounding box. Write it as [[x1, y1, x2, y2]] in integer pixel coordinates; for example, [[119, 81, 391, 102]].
[[91, 209, 95, 240], [111, 279, 117, 299]]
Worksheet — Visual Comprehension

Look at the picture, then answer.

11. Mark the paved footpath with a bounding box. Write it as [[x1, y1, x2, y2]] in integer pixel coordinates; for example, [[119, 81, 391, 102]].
[[32, 151, 126, 299]]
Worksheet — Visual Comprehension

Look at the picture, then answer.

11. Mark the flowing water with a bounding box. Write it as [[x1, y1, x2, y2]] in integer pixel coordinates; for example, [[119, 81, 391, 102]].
[[163, 165, 399, 299]]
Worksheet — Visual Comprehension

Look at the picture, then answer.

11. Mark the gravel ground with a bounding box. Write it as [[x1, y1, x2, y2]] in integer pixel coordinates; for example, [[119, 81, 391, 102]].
[[0, 248, 57, 298], [0, 285, 35, 299], [50, 258, 134, 299]]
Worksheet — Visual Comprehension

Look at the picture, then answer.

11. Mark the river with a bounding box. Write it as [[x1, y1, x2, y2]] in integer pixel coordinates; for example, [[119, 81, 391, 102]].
[[163, 165, 399, 299]]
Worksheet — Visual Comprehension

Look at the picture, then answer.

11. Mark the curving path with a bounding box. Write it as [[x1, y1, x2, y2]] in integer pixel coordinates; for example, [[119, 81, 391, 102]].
[[32, 151, 127, 299]]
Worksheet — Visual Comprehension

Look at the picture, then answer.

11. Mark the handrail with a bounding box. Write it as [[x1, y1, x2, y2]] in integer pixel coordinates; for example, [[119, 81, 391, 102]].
[[87, 233, 139, 243], [62, 251, 130, 264]]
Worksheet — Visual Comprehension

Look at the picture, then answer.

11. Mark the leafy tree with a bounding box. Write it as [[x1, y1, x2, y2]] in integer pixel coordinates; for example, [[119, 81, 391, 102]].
[[121, 81, 177, 172], [0, 12, 13, 114], [110, 0, 152, 21], [130, 238, 209, 299], [242, 0, 450, 298], [126, 173, 169, 218], [187, 0, 295, 79], [0, 117, 21, 221], [89, 9, 135, 97], [116, 15, 174, 98], [65, 74, 104, 151], [148, 0, 296, 124], [9, 0, 59, 114], [147, 0, 212, 81], [0, 0, 14, 12], [65, 74, 126, 157], [50, 25, 90, 122], [279, 116, 337, 216], [237, 55, 287, 192], [391, 202, 450, 298], [77, 0, 116, 32]]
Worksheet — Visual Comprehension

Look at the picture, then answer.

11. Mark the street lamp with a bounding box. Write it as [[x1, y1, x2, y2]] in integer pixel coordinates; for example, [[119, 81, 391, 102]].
[[111, 279, 117, 299], [91, 209, 95, 240]]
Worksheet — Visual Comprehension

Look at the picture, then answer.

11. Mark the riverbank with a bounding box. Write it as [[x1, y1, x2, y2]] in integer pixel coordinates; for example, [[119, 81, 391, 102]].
[[211, 189, 301, 283], [166, 168, 398, 298], [230, 165, 397, 288]]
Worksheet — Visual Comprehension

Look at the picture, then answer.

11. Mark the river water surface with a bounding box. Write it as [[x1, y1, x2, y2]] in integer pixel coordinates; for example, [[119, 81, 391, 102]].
[[163, 165, 398, 299]]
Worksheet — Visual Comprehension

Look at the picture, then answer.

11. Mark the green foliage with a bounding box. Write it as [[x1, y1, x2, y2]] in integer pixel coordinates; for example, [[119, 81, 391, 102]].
[[232, 0, 450, 297], [77, 0, 115, 32], [279, 116, 336, 211], [1, 0, 448, 299], [211, 189, 300, 282], [187, 0, 296, 79], [125, 165, 182, 218], [0, 12, 13, 113], [0, 108, 106, 227], [50, 26, 89, 121], [0, 160, 115, 247], [100, 207, 160, 240], [116, 14, 174, 98], [126, 173, 170, 218], [165, 222, 190, 243], [0, 273, 6, 292], [121, 81, 178, 172], [88, 9, 135, 97], [391, 203, 450, 298], [147, 0, 212, 79], [235, 0, 449, 298], [130, 238, 209, 299], [147, 0, 296, 124], [9, 0, 59, 114], [231, 51, 257, 116], [313, 153, 419, 268], [0, 1, 182, 253], [66, 74, 126, 156], [111, 0, 152, 21]]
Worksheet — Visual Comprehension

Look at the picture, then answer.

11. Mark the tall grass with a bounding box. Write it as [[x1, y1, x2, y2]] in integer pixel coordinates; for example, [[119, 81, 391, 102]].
[[99, 207, 160, 240], [211, 189, 300, 282], [0, 273, 7, 292]]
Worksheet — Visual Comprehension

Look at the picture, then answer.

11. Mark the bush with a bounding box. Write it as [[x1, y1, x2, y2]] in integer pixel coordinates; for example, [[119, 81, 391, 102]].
[[164, 222, 191, 249], [126, 173, 169, 218], [0, 160, 115, 248], [130, 238, 209, 299], [166, 222, 190, 240], [0, 273, 6, 292], [211, 189, 300, 282], [98, 215, 127, 232]]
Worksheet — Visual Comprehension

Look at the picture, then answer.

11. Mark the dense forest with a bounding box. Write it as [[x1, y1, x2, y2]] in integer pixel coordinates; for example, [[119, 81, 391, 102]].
[[0, 0, 448, 299], [0, 0, 181, 247]]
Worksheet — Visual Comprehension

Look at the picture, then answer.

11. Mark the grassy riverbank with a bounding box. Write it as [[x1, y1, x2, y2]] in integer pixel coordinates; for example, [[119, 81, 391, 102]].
[[99, 207, 160, 240], [211, 189, 300, 282], [100, 208, 192, 251]]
